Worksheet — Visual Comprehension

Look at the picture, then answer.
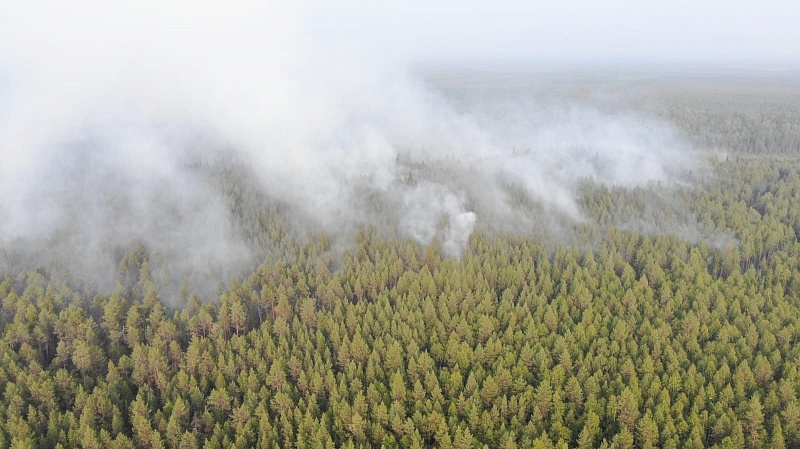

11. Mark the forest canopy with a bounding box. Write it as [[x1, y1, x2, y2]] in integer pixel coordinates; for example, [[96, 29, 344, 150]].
[[2, 74, 800, 448]]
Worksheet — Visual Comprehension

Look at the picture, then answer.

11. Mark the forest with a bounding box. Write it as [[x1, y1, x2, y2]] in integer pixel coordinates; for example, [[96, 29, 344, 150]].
[[2, 73, 800, 449]]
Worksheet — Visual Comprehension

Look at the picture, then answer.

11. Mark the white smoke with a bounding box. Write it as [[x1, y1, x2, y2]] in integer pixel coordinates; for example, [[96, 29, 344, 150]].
[[0, 0, 696, 293]]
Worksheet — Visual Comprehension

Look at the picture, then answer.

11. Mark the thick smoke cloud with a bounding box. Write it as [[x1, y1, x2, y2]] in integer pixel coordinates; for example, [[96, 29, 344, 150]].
[[0, 1, 696, 295]]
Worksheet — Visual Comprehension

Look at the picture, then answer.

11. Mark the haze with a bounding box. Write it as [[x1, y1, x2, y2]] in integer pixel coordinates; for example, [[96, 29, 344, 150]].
[[309, 0, 800, 67], [0, 0, 789, 297]]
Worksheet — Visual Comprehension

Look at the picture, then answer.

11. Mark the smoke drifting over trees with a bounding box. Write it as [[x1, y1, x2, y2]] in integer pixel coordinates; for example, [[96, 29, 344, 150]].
[[0, 1, 700, 294], [5, 3, 800, 448]]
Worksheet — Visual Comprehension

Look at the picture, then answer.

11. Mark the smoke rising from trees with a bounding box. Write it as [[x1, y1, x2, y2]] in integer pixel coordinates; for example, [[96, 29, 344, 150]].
[[0, 0, 698, 295]]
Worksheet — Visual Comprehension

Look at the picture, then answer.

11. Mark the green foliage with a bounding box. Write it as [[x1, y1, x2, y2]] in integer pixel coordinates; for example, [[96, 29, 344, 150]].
[[1, 156, 800, 448]]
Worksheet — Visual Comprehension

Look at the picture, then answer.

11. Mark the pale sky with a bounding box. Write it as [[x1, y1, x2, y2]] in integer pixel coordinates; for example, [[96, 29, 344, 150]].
[[2, 0, 798, 72], [307, 0, 800, 67]]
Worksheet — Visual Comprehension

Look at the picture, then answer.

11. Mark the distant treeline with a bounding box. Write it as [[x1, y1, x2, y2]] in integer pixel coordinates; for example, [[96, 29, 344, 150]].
[[660, 84, 800, 155], [433, 72, 800, 155]]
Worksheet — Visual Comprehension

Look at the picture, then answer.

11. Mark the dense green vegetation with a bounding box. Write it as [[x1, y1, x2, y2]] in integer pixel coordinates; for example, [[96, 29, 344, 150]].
[[1, 155, 799, 448], [3, 79, 800, 448]]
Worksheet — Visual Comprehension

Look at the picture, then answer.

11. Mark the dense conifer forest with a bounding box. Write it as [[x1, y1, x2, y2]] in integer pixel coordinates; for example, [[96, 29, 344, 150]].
[[2, 77, 800, 449]]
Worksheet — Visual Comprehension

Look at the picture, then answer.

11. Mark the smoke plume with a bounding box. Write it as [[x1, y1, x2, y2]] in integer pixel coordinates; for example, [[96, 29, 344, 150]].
[[0, 0, 697, 296]]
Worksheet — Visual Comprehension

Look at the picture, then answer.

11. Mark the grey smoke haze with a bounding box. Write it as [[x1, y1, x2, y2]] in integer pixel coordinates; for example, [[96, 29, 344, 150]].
[[0, 0, 710, 295]]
